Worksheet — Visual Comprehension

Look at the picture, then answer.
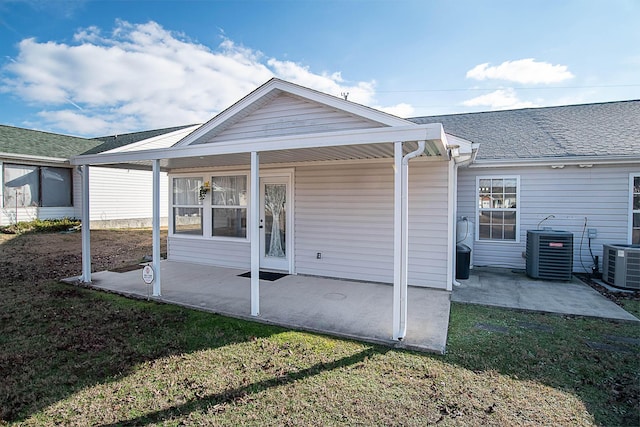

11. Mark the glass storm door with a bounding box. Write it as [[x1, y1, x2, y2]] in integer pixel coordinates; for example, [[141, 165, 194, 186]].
[[260, 176, 290, 271]]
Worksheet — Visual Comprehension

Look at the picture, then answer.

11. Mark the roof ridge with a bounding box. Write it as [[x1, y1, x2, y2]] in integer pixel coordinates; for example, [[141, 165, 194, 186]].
[[409, 99, 640, 120], [0, 124, 91, 141]]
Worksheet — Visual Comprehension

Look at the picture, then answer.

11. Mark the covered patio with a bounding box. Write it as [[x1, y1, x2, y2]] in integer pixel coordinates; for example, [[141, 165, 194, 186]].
[[74, 260, 452, 353], [71, 79, 474, 350]]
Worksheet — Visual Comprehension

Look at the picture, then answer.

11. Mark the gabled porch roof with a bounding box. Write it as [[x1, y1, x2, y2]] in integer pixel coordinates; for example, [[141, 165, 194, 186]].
[[71, 78, 473, 170]]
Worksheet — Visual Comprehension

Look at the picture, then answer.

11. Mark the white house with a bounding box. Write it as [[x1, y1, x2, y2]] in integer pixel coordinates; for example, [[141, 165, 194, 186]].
[[71, 78, 475, 341], [411, 100, 640, 274], [1, 125, 98, 226], [0, 124, 198, 228], [69, 79, 639, 339]]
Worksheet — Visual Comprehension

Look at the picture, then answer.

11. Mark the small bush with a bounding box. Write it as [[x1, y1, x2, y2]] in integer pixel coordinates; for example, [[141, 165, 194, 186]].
[[0, 218, 81, 234]]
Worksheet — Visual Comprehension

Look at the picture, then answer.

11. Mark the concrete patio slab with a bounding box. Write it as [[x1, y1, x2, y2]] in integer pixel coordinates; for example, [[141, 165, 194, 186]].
[[453, 267, 638, 322], [68, 260, 451, 353]]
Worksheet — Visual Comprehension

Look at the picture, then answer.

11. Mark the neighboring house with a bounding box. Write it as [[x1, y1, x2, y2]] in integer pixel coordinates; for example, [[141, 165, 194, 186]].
[[0, 125, 100, 226], [0, 124, 199, 228], [411, 100, 640, 274]]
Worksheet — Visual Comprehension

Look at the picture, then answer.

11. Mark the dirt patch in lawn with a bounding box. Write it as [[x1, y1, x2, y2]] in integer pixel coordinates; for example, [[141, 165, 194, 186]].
[[0, 228, 167, 283]]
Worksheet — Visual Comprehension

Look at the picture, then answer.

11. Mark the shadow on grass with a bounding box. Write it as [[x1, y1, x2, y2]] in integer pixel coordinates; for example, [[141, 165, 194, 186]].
[[0, 276, 280, 423], [443, 302, 640, 426], [100, 347, 384, 427]]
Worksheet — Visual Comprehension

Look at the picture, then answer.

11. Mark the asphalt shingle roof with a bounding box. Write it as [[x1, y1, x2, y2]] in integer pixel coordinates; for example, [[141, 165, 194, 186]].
[[84, 124, 198, 155], [409, 100, 640, 161], [0, 125, 102, 159]]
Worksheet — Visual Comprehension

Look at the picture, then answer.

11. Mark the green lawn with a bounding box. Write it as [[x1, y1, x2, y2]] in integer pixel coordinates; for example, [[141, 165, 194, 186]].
[[1, 279, 638, 426]]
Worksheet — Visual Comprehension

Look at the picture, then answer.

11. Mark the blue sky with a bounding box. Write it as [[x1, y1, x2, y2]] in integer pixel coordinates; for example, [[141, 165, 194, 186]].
[[1, 0, 639, 137]]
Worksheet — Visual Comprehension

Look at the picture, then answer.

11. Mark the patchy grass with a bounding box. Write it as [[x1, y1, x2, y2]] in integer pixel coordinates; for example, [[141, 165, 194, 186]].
[[0, 218, 80, 235], [0, 230, 638, 426]]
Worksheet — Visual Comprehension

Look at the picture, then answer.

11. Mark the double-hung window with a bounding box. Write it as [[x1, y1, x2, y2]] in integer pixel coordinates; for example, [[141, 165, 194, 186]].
[[477, 176, 519, 241], [632, 175, 639, 244], [172, 177, 203, 235], [211, 175, 247, 238]]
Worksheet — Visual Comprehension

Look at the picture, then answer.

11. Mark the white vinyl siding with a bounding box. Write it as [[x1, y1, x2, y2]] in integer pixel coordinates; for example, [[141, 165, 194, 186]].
[[458, 164, 639, 272], [168, 236, 250, 269], [167, 160, 451, 289], [198, 93, 385, 144], [87, 167, 169, 228], [294, 161, 450, 288]]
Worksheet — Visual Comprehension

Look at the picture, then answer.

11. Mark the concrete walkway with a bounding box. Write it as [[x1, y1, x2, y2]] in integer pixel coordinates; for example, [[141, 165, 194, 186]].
[[69, 261, 452, 354], [453, 267, 638, 322]]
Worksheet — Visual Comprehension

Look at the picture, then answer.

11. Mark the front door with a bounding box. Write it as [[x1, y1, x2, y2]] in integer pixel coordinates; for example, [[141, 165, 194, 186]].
[[260, 175, 291, 272]]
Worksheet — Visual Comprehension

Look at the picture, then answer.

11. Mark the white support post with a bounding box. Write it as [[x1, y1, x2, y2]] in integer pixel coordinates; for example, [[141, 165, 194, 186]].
[[152, 159, 162, 296], [393, 142, 403, 340], [250, 151, 260, 316], [81, 165, 91, 283]]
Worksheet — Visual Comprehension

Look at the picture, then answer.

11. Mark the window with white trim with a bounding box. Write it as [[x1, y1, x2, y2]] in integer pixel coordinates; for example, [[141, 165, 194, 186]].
[[172, 177, 203, 235], [211, 175, 247, 238], [477, 176, 519, 241], [632, 175, 639, 244], [2, 163, 72, 208]]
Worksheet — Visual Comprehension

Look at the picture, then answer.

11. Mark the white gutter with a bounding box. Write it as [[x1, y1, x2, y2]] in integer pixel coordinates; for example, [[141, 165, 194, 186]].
[[393, 140, 426, 341], [0, 152, 69, 164], [469, 155, 640, 168]]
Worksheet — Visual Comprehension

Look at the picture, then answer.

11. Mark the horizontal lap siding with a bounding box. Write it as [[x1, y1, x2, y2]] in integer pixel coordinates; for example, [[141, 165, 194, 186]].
[[88, 167, 169, 222], [168, 237, 250, 269], [457, 164, 638, 272], [295, 161, 450, 288], [408, 162, 450, 287], [209, 94, 383, 142]]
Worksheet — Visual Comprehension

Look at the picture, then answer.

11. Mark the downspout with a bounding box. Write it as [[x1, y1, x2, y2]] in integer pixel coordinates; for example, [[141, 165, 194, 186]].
[[396, 140, 426, 340], [451, 161, 461, 288]]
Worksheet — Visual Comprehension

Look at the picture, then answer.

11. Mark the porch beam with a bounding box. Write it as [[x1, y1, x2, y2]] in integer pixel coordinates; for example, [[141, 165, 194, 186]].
[[81, 165, 91, 283], [250, 151, 260, 316], [152, 159, 162, 296]]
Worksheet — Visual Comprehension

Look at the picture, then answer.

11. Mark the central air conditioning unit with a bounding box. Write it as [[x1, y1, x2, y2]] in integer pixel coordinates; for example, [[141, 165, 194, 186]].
[[602, 244, 640, 290], [526, 230, 574, 281]]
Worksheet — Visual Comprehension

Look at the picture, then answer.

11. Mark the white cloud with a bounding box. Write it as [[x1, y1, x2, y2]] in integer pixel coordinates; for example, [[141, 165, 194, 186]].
[[1, 20, 397, 136], [462, 89, 538, 110], [466, 59, 574, 84], [376, 103, 415, 117]]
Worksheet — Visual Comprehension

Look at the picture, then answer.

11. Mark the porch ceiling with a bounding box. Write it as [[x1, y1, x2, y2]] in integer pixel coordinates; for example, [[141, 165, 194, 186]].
[[162, 140, 443, 170]]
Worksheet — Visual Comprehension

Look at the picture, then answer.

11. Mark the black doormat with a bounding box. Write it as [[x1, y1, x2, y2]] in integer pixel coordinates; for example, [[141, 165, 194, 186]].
[[238, 271, 288, 281]]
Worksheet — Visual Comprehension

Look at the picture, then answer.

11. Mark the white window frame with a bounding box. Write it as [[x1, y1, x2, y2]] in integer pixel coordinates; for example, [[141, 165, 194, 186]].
[[630, 173, 640, 245], [169, 171, 251, 242], [475, 175, 520, 243], [170, 175, 204, 237], [210, 171, 250, 241]]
